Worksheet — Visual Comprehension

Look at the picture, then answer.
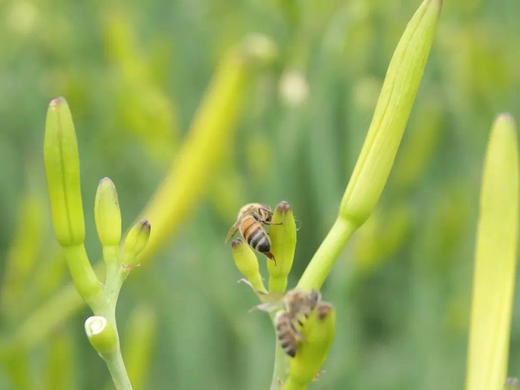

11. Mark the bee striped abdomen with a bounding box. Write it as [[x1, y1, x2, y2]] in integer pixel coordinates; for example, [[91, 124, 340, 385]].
[[240, 216, 271, 253], [275, 311, 299, 358]]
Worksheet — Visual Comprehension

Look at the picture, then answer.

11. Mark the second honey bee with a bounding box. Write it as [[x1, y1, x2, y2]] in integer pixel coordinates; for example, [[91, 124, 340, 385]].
[[226, 203, 276, 261], [275, 289, 323, 358], [283, 290, 321, 328], [275, 311, 303, 357]]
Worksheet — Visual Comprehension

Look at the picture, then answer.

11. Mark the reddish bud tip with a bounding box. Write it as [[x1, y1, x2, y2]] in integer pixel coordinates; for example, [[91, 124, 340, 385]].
[[317, 303, 333, 320], [49, 96, 66, 108], [139, 219, 151, 233], [276, 201, 291, 213], [231, 238, 243, 248]]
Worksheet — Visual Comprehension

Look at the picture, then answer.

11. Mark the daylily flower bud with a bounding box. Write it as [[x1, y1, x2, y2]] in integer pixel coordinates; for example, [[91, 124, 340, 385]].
[[339, 0, 442, 227], [298, 0, 442, 291], [95, 177, 122, 247], [231, 238, 267, 294], [466, 114, 518, 390], [44, 97, 85, 246], [84, 316, 118, 356], [267, 201, 297, 293], [122, 220, 151, 266], [285, 302, 336, 390]]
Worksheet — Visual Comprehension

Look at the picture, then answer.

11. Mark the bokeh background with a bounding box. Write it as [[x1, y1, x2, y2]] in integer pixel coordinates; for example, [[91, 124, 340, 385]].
[[1, 0, 520, 389]]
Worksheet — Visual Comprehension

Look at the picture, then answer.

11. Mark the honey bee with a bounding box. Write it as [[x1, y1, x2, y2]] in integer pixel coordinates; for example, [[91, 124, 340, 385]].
[[275, 289, 322, 358], [275, 311, 303, 358], [283, 290, 321, 323], [226, 203, 276, 261]]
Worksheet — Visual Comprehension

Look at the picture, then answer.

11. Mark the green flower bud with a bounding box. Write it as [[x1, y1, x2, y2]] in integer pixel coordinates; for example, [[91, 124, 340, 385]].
[[340, 0, 442, 227], [95, 177, 122, 247], [44, 97, 85, 246], [285, 303, 336, 390], [84, 316, 118, 355], [267, 201, 297, 293], [122, 220, 151, 266], [466, 114, 518, 390], [231, 238, 267, 294], [298, 0, 442, 292]]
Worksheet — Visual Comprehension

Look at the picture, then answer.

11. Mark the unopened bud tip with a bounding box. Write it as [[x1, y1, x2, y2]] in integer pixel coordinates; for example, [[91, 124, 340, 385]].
[[276, 200, 291, 213], [231, 238, 243, 248]]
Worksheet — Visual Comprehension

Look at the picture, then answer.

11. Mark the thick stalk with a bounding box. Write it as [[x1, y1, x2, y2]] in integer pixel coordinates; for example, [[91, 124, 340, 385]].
[[97, 249, 132, 390], [282, 377, 306, 390], [270, 311, 289, 390], [104, 348, 133, 390], [297, 218, 357, 291]]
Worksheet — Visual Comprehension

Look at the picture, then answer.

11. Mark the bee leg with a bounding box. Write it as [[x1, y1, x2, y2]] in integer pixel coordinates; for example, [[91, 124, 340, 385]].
[[264, 221, 283, 226]]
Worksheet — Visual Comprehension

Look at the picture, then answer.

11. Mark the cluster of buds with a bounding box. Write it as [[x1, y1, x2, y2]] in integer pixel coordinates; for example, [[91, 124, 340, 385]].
[[230, 201, 297, 295], [283, 297, 335, 390], [44, 97, 151, 362], [228, 1, 444, 386], [229, 201, 336, 388]]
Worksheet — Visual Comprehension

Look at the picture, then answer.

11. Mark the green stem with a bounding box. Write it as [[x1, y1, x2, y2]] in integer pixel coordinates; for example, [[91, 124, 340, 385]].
[[104, 347, 133, 390], [270, 311, 289, 390], [94, 248, 133, 390], [282, 377, 306, 390], [297, 217, 357, 291], [269, 276, 288, 294]]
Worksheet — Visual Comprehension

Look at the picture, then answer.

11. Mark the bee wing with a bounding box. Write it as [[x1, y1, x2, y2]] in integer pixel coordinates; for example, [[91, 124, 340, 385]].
[[225, 222, 240, 243]]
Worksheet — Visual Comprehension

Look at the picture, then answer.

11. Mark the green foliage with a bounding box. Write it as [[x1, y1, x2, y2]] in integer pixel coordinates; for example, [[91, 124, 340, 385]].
[[0, 0, 519, 389]]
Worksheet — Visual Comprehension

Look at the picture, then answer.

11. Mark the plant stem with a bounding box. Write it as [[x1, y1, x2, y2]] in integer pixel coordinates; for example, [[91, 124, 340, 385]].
[[270, 312, 289, 390], [282, 377, 306, 390], [297, 218, 357, 291], [268, 276, 288, 294], [95, 249, 133, 390], [104, 347, 133, 390]]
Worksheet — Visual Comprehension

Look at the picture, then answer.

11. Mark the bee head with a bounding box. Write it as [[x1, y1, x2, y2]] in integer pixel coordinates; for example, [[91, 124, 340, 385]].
[[260, 204, 272, 222]]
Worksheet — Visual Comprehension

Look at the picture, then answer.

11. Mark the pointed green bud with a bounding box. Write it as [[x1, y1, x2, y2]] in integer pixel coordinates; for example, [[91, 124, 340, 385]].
[[94, 177, 122, 247], [84, 316, 117, 355], [44, 97, 85, 246], [466, 114, 519, 390], [122, 220, 151, 266], [231, 238, 267, 294], [285, 303, 336, 390], [340, 0, 442, 227], [267, 201, 297, 293], [297, 0, 442, 291]]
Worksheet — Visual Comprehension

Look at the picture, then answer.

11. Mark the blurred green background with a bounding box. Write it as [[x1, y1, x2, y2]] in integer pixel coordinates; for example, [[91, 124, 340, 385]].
[[1, 0, 520, 389]]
